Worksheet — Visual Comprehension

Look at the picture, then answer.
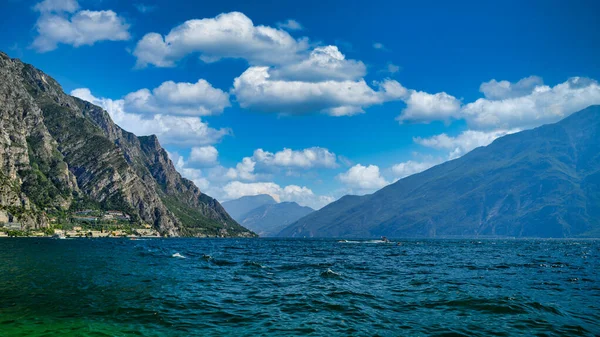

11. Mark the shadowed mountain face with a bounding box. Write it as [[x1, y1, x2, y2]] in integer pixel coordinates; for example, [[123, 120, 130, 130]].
[[222, 195, 277, 221], [280, 106, 600, 238], [222, 195, 314, 237], [240, 202, 314, 237], [0, 52, 255, 237]]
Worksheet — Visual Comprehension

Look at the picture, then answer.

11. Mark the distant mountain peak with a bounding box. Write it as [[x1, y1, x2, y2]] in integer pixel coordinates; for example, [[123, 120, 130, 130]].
[[223, 195, 314, 237]]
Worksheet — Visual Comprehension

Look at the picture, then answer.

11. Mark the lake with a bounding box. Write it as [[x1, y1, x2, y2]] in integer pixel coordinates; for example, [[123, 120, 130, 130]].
[[0, 238, 598, 336]]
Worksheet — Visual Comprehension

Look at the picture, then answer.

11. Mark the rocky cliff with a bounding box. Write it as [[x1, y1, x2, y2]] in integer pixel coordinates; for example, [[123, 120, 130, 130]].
[[0, 51, 255, 237]]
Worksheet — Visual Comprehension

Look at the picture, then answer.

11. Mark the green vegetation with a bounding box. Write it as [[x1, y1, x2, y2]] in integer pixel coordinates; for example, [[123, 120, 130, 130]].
[[162, 195, 252, 237]]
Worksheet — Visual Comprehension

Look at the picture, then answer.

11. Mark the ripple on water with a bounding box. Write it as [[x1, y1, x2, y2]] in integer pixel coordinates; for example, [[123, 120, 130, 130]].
[[0, 238, 598, 336]]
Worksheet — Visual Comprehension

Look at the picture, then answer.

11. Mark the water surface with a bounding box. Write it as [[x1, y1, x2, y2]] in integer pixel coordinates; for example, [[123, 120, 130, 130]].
[[0, 238, 598, 336]]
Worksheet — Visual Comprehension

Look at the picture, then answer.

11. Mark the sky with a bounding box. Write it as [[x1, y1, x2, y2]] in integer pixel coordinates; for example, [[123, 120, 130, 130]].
[[1, 0, 600, 209]]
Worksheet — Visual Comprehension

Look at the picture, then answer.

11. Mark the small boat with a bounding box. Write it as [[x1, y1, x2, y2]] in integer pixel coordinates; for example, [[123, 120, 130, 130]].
[[52, 233, 66, 239]]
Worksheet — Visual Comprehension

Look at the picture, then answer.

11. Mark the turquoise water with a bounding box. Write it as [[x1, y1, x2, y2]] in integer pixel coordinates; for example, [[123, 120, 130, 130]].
[[0, 238, 598, 336]]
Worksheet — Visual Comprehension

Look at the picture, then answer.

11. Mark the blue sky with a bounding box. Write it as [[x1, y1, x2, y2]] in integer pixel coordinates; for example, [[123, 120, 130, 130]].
[[1, 0, 599, 208]]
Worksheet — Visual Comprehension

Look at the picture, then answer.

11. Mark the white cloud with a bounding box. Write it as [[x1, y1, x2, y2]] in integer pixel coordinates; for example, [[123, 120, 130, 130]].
[[123, 79, 230, 116], [166, 152, 334, 209], [396, 76, 600, 130], [337, 164, 389, 190], [168, 151, 211, 190], [479, 76, 543, 100], [232, 66, 406, 116], [188, 146, 219, 166], [269, 45, 366, 82], [253, 147, 337, 168], [70, 88, 230, 146], [133, 11, 308, 68], [414, 129, 519, 159], [397, 90, 462, 123], [32, 0, 130, 52], [221, 181, 333, 209], [225, 157, 257, 181], [462, 77, 600, 130], [391, 159, 440, 179], [276, 19, 303, 31]]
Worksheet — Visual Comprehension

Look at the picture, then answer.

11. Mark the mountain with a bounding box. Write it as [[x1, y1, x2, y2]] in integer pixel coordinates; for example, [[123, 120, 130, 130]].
[[279, 106, 600, 238], [222, 195, 314, 236], [222, 194, 277, 221], [239, 202, 314, 237], [0, 51, 255, 237]]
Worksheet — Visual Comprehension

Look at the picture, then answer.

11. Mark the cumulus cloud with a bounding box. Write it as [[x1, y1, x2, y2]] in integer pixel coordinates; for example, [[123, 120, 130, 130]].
[[225, 157, 257, 181], [123, 79, 230, 116], [133, 11, 308, 68], [219, 146, 338, 182], [414, 129, 519, 159], [221, 181, 333, 209], [276, 19, 303, 31], [397, 90, 462, 123], [188, 146, 219, 166], [269, 46, 366, 82], [337, 164, 389, 190], [397, 76, 600, 130], [169, 151, 210, 190], [70, 88, 230, 146], [253, 147, 337, 169], [32, 0, 130, 52], [232, 67, 406, 116], [462, 77, 600, 130], [391, 159, 440, 179], [479, 76, 543, 100]]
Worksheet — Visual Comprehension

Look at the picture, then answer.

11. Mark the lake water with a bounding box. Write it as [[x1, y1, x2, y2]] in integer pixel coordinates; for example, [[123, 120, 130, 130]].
[[0, 238, 598, 336]]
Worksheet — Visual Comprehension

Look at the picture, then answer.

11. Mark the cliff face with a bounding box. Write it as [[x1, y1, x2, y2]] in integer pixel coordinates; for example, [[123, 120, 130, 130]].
[[0, 52, 254, 237]]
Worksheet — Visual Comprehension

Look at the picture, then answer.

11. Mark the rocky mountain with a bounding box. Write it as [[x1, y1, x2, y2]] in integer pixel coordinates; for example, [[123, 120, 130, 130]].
[[0, 51, 255, 237], [279, 106, 600, 238], [222, 194, 277, 221], [222, 195, 314, 237]]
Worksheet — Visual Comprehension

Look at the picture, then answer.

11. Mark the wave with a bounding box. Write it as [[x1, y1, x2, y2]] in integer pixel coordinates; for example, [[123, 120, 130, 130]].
[[320, 268, 342, 278], [172, 253, 186, 259]]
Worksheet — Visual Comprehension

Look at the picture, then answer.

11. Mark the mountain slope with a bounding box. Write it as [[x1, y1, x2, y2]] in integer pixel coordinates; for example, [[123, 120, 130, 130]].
[[0, 51, 254, 237], [222, 194, 277, 221], [239, 202, 314, 237], [279, 106, 600, 238]]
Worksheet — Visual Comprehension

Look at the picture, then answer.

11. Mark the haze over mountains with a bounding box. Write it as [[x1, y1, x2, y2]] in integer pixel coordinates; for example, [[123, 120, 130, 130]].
[[223, 195, 314, 236], [280, 106, 600, 238], [0, 52, 254, 237]]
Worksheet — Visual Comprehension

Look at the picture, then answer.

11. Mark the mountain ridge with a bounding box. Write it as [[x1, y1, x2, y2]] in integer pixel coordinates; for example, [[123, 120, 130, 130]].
[[0, 51, 255, 237], [222, 195, 314, 237], [279, 105, 600, 238]]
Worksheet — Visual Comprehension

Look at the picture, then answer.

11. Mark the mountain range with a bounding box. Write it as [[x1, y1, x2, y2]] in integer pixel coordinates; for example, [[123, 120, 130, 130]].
[[280, 105, 600, 238], [223, 195, 314, 236], [0, 51, 254, 237]]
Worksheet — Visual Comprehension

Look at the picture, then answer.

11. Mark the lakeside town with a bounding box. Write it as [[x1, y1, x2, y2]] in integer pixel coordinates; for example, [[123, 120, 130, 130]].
[[0, 209, 161, 238]]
